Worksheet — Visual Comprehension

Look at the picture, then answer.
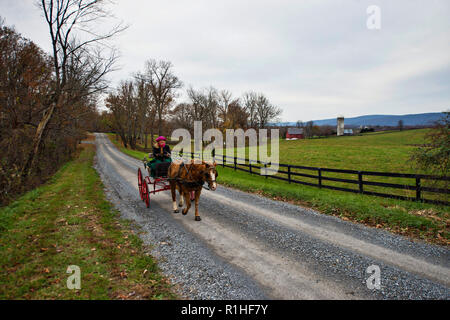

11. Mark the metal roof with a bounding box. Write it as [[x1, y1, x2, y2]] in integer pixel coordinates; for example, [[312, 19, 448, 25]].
[[287, 127, 304, 134]]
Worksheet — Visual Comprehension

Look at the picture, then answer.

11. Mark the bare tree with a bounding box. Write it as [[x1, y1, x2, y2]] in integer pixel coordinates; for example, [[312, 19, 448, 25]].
[[242, 92, 281, 129], [135, 76, 155, 148], [218, 90, 232, 127], [205, 86, 219, 129], [1, 19, 105, 203], [142, 59, 182, 136], [123, 81, 139, 149], [304, 121, 314, 139], [1, 22, 53, 202], [106, 82, 130, 148], [186, 86, 210, 127], [184, 86, 221, 129], [171, 103, 194, 131], [179, 87, 250, 131], [255, 93, 282, 128], [21, 0, 126, 179], [242, 91, 258, 129], [226, 100, 248, 129]]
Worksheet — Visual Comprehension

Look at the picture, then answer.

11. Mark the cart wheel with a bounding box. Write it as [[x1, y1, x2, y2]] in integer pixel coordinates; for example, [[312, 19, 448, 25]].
[[138, 168, 144, 200], [142, 180, 150, 208]]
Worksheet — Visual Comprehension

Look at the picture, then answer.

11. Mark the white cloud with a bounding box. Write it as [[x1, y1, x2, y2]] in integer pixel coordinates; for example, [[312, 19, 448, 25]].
[[1, 0, 449, 121]]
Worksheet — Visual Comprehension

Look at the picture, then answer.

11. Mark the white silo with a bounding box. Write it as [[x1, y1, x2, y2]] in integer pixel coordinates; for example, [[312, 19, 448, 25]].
[[337, 116, 345, 136]]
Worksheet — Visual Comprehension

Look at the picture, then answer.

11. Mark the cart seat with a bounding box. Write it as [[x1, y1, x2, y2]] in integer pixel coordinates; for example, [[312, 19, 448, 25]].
[[155, 162, 171, 177]]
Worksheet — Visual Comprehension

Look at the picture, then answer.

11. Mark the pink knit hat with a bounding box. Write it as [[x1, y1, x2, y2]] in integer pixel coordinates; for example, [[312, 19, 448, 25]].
[[156, 136, 166, 142]]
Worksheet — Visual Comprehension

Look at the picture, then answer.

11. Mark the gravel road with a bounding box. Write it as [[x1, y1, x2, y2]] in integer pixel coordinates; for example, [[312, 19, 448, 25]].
[[93, 133, 449, 300]]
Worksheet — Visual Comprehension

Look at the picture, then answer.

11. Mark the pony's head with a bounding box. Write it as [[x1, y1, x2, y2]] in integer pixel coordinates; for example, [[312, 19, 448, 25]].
[[203, 162, 218, 191]]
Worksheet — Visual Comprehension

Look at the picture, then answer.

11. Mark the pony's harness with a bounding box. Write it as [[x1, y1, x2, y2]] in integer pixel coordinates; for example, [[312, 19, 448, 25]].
[[170, 162, 217, 190], [170, 162, 205, 188]]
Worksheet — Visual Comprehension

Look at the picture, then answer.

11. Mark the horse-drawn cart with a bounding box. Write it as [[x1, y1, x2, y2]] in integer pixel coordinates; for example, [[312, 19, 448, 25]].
[[137, 158, 218, 221], [137, 161, 172, 208]]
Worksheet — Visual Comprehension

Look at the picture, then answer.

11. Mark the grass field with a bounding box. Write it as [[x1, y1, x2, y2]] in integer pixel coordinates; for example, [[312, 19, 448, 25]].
[[106, 131, 449, 245], [0, 142, 176, 299], [226, 129, 449, 201], [263, 129, 429, 172], [129, 129, 429, 172], [165, 129, 444, 201]]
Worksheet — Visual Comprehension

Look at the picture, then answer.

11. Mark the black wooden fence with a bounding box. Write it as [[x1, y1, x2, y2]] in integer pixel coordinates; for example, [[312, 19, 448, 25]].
[[174, 151, 450, 206]]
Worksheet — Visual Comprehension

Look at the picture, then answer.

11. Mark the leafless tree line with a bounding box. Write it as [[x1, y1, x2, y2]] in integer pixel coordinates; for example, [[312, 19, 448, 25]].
[[104, 60, 282, 149], [0, 0, 126, 204], [293, 120, 335, 138], [105, 59, 182, 148], [172, 88, 282, 133]]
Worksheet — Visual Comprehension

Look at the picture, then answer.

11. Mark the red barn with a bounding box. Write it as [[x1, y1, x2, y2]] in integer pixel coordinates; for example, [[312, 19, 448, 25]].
[[286, 127, 304, 139]]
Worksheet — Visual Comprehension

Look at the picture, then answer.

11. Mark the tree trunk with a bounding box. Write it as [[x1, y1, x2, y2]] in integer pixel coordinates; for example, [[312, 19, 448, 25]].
[[120, 132, 127, 148], [144, 129, 148, 149], [158, 114, 162, 136], [21, 103, 56, 180], [131, 134, 136, 149]]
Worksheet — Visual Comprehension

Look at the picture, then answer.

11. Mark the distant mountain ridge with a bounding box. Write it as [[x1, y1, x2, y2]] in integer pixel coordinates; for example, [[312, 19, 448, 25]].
[[276, 112, 446, 127]]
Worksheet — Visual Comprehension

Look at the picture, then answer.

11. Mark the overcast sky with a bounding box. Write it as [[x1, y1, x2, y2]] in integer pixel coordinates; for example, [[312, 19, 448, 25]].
[[1, 0, 449, 121]]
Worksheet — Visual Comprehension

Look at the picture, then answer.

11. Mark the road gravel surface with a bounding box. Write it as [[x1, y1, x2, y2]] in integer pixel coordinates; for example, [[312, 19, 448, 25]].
[[93, 133, 449, 299]]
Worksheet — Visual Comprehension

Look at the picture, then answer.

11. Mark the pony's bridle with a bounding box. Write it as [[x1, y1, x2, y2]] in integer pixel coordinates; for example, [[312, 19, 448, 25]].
[[203, 168, 217, 190]]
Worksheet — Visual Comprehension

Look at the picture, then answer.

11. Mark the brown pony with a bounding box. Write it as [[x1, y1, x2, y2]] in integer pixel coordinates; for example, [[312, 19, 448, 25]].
[[168, 160, 218, 221]]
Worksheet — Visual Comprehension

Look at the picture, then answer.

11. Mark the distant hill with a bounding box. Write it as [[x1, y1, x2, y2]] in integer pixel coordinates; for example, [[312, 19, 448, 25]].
[[276, 112, 446, 127]]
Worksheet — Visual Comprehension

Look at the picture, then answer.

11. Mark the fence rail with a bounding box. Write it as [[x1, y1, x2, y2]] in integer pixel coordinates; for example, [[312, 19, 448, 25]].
[[172, 151, 449, 206]]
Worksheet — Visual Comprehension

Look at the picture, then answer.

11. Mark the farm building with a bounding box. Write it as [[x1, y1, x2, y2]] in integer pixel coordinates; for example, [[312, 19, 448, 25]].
[[343, 129, 354, 135], [286, 127, 304, 140]]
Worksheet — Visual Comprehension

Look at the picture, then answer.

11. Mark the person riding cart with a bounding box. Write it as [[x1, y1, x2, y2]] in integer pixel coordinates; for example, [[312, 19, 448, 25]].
[[147, 136, 172, 178]]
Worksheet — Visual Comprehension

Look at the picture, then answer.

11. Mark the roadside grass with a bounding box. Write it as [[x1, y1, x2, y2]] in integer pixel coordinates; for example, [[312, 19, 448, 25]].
[[106, 132, 449, 245], [0, 143, 177, 299], [216, 166, 449, 246]]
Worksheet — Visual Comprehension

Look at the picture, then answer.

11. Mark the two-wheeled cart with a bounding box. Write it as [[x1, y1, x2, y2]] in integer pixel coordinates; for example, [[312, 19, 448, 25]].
[[137, 161, 172, 208]]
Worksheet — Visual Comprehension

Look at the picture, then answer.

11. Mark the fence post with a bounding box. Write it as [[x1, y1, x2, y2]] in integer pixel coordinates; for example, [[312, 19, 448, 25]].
[[264, 164, 268, 179], [358, 172, 363, 193], [234, 157, 237, 171], [249, 160, 252, 174], [416, 176, 421, 201], [288, 165, 291, 184], [191, 152, 194, 160], [318, 168, 322, 188], [222, 154, 225, 167]]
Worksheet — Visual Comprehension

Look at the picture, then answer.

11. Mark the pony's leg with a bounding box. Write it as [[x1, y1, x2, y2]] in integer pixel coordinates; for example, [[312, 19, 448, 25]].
[[194, 190, 202, 221], [182, 192, 191, 215], [170, 182, 179, 213], [178, 189, 184, 207]]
